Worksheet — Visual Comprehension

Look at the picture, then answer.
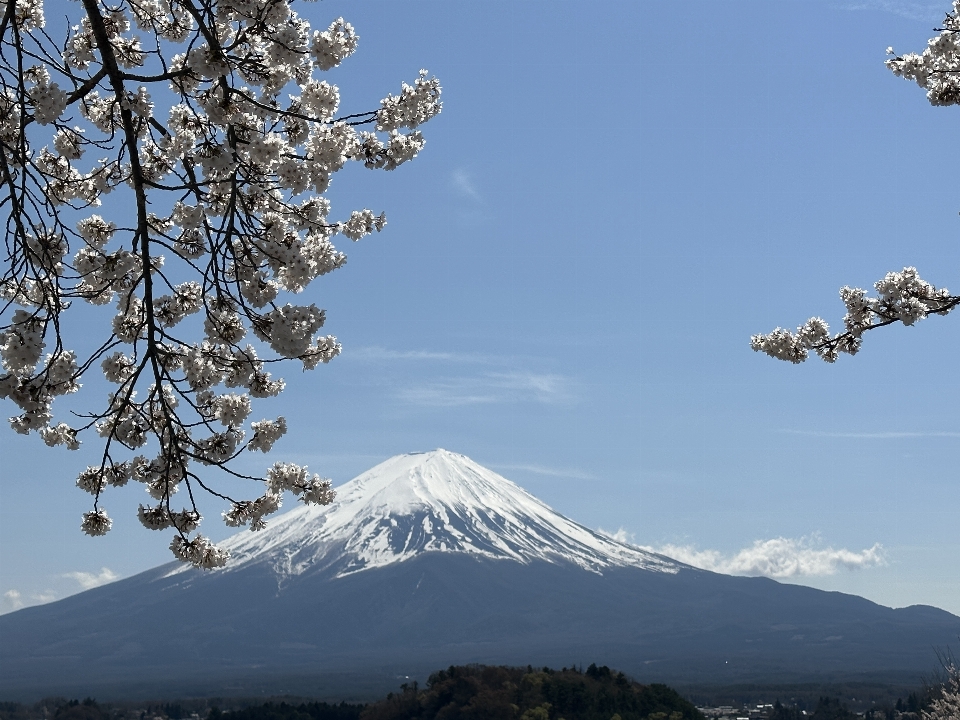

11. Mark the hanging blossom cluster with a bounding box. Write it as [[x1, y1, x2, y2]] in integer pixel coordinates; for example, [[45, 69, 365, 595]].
[[753, 4, 959, 364], [922, 662, 960, 720], [751, 268, 958, 363], [0, 0, 441, 567], [886, 0, 960, 106]]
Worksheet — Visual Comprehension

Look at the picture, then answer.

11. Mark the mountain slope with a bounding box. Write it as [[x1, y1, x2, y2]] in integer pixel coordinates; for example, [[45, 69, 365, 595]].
[[1, 450, 957, 699]]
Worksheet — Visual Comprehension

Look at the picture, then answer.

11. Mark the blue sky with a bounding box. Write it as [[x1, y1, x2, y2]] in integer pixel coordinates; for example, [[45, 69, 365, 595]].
[[1, 0, 958, 618]]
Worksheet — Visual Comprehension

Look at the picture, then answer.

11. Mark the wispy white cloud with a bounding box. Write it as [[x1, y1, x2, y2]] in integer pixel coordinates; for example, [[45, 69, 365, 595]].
[[63, 567, 119, 590], [494, 463, 597, 481], [782, 429, 960, 439], [397, 371, 572, 407], [638, 536, 886, 578], [837, 1, 945, 22], [493, 372, 566, 396], [397, 382, 498, 407], [598, 526, 635, 544], [0, 589, 57, 615], [345, 345, 575, 408], [1, 589, 24, 614], [452, 169, 482, 202], [350, 346, 485, 363]]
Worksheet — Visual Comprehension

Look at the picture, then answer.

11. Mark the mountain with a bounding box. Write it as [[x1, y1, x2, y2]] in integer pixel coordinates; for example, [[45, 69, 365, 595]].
[[205, 449, 679, 577], [0, 449, 957, 700]]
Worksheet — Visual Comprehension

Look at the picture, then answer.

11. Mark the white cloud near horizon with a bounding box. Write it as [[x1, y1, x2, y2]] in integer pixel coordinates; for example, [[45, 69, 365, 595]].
[[397, 371, 572, 407], [1, 589, 24, 613], [624, 535, 886, 578], [63, 567, 119, 590], [0, 588, 57, 615], [598, 527, 635, 544]]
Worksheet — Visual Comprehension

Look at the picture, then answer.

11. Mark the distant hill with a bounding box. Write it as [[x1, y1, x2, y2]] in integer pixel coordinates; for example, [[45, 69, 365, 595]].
[[205, 664, 704, 720], [355, 664, 704, 720], [0, 664, 706, 720], [1, 450, 957, 699]]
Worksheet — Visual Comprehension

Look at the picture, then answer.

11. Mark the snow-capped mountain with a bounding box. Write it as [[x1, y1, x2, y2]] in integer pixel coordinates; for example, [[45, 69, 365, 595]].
[[205, 449, 677, 578], [2, 450, 958, 700]]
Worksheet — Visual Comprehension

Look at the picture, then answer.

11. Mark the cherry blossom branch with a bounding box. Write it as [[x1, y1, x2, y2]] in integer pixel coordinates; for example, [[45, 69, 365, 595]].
[[755, 3, 959, 365], [753, 268, 958, 363], [0, 0, 441, 567]]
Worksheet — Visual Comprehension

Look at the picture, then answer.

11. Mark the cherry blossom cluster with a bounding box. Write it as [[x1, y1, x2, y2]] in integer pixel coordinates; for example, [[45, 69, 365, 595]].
[[219, 460, 333, 531], [754, 7, 959, 365], [922, 662, 960, 720], [0, 0, 440, 566], [886, 0, 960, 107], [752, 268, 958, 363]]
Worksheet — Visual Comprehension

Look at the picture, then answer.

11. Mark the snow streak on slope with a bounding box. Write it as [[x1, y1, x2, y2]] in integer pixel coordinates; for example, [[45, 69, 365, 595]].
[[201, 449, 679, 579]]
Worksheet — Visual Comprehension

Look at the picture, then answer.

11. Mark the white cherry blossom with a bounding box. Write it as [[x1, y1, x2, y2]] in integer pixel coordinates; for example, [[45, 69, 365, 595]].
[[754, 267, 957, 363], [755, 5, 959, 364], [0, 0, 441, 567], [923, 662, 960, 720]]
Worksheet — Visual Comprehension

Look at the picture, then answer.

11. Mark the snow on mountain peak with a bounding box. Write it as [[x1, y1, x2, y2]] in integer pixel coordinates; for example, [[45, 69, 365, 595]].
[[207, 449, 679, 578]]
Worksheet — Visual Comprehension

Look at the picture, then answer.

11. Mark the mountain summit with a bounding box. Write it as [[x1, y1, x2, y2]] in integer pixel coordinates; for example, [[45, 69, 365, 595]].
[[211, 449, 678, 578]]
